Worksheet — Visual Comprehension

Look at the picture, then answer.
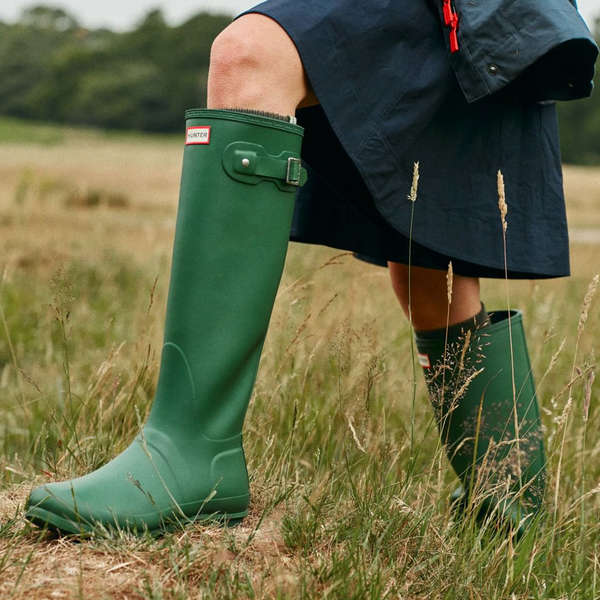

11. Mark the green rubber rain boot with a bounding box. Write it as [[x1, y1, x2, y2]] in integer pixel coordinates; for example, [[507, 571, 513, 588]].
[[25, 109, 306, 535], [415, 309, 546, 534]]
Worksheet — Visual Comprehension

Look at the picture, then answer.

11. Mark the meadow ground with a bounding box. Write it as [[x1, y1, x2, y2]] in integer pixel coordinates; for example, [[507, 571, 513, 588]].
[[0, 117, 599, 599]]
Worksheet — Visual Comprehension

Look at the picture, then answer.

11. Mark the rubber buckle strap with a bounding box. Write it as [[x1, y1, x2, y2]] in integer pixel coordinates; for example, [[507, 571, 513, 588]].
[[223, 142, 307, 191], [286, 157, 303, 186]]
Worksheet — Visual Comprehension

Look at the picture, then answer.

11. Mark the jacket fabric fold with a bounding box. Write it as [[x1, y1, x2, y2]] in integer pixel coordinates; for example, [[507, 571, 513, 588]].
[[441, 0, 598, 102]]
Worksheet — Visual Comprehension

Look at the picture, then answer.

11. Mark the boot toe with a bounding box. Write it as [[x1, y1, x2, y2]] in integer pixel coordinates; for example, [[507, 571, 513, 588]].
[[25, 483, 92, 534]]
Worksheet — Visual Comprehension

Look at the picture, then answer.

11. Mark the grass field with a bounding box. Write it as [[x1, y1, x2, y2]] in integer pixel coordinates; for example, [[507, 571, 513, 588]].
[[0, 117, 599, 599]]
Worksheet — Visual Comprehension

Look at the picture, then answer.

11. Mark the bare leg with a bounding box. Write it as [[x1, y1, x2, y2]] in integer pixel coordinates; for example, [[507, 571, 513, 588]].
[[392, 265, 546, 536], [208, 13, 318, 114], [388, 262, 482, 329]]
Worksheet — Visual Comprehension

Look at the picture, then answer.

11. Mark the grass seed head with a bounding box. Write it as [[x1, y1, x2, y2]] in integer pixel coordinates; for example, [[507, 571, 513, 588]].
[[408, 162, 419, 203], [497, 170, 507, 233], [578, 273, 599, 337], [446, 261, 454, 305], [584, 370, 595, 422], [458, 329, 472, 373]]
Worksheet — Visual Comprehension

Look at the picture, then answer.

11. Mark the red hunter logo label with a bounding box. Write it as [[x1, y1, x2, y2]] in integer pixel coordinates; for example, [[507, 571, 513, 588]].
[[186, 126, 211, 145]]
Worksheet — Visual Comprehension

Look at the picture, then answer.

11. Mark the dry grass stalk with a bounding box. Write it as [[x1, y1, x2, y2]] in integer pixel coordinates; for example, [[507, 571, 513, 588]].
[[566, 274, 600, 413], [554, 274, 599, 545], [280, 252, 351, 295], [347, 416, 366, 454], [441, 261, 454, 413], [451, 367, 485, 404], [543, 337, 567, 411], [584, 369, 595, 422], [550, 365, 595, 424], [407, 161, 420, 457], [497, 169, 521, 484], [458, 329, 471, 374], [578, 274, 599, 337]]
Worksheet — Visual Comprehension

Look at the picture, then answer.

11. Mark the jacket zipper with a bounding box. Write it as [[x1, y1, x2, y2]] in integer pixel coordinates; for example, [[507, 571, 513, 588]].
[[442, 0, 460, 53]]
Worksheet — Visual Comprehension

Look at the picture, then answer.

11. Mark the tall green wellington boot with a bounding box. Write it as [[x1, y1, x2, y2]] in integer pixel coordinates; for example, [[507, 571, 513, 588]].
[[25, 109, 306, 535], [415, 309, 546, 533]]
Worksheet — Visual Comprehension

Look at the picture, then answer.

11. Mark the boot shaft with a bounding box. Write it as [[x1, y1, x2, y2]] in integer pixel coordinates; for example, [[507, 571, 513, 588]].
[[149, 110, 305, 440], [416, 310, 546, 514]]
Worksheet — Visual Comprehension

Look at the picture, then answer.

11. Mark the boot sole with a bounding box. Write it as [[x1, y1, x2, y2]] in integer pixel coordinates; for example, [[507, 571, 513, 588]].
[[25, 505, 248, 537]]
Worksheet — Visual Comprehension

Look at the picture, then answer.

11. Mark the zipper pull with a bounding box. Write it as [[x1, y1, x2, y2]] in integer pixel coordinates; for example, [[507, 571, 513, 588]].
[[442, 0, 460, 53], [449, 27, 459, 53], [442, 0, 453, 25]]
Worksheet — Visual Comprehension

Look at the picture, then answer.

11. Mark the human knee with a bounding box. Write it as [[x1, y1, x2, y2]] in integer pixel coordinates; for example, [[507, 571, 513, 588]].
[[208, 16, 308, 112], [209, 27, 264, 103]]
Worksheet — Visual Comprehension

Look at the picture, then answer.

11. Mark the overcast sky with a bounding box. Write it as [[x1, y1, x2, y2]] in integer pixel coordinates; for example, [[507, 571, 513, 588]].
[[0, 0, 598, 30]]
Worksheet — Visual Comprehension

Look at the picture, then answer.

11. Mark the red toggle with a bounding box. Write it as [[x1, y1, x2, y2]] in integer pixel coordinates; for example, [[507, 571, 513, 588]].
[[442, 0, 453, 25], [449, 28, 459, 53], [442, 0, 460, 53]]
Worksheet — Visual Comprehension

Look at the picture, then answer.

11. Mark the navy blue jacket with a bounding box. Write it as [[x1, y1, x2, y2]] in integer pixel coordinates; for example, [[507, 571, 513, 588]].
[[439, 0, 598, 102], [242, 0, 598, 278]]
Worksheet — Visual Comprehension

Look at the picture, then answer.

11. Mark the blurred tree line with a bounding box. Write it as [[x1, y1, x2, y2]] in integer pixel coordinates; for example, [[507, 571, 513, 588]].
[[0, 5, 599, 163], [558, 16, 600, 163], [0, 5, 229, 131]]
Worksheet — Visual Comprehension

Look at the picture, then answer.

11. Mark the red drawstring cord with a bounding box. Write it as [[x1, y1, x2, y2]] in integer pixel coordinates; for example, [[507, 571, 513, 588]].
[[442, 0, 460, 53]]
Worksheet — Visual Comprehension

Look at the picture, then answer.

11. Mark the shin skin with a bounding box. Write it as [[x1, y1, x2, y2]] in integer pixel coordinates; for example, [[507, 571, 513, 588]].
[[388, 262, 482, 330]]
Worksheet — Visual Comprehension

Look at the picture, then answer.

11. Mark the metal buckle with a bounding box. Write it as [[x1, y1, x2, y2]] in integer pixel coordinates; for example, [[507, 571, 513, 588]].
[[285, 157, 302, 186]]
